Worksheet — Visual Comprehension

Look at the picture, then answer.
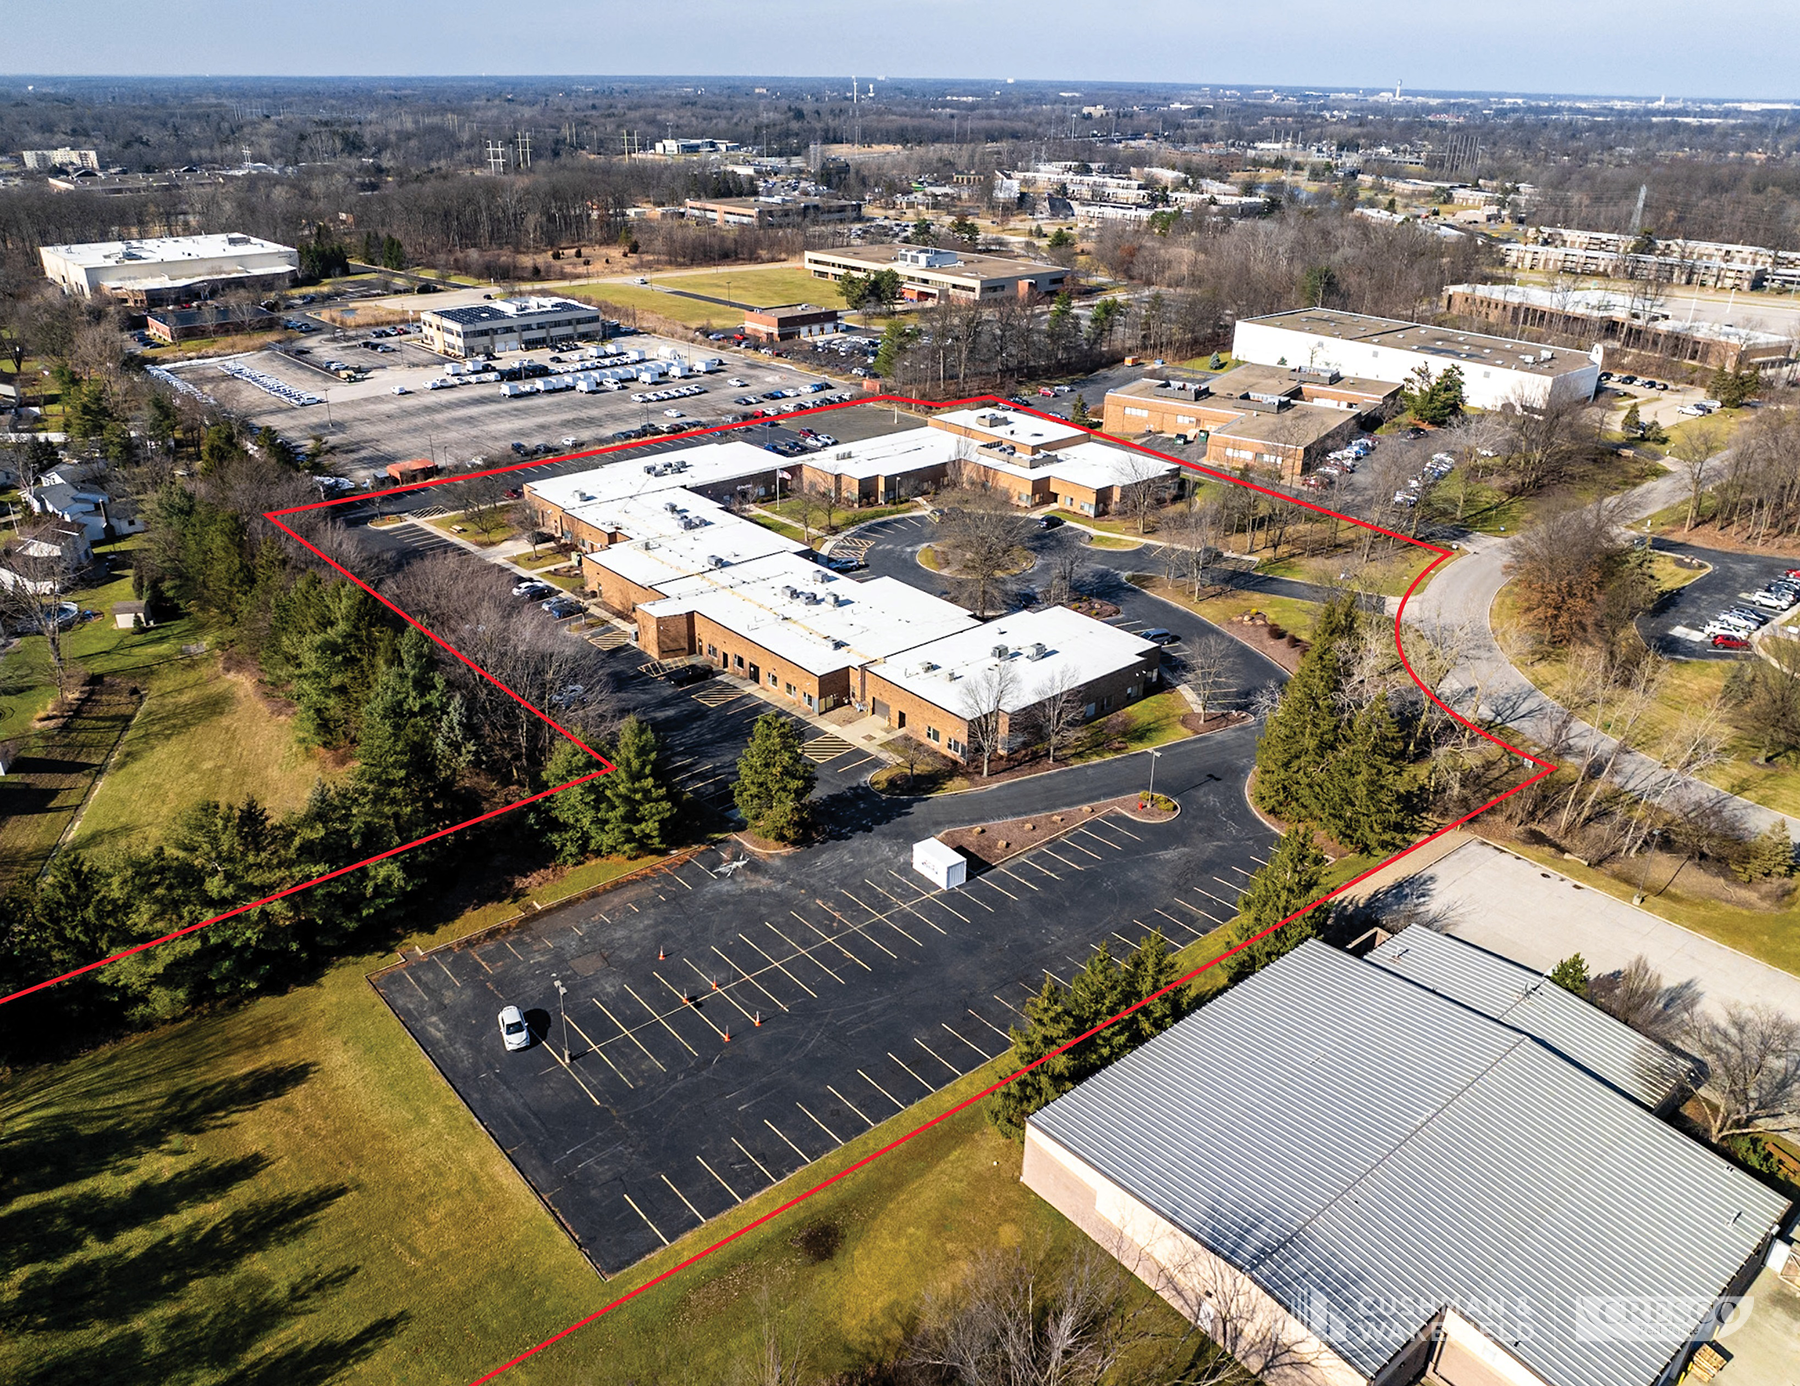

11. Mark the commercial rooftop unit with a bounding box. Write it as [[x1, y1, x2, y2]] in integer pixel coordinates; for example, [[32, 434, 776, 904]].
[[419, 297, 606, 359], [38, 233, 298, 307], [804, 244, 1069, 304], [1443, 283, 1797, 374], [1024, 932, 1789, 1386], [1232, 308, 1602, 410], [527, 414, 1171, 752], [1103, 366, 1399, 481]]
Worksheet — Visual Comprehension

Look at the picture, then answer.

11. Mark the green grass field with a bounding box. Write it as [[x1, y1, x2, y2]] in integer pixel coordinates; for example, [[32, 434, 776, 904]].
[[1258, 543, 1447, 599], [67, 656, 323, 857], [559, 284, 734, 329], [649, 264, 843, 310]]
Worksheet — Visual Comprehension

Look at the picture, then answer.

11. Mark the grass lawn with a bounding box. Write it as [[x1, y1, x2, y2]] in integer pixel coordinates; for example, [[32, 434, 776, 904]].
[[747, 511, 818, 548], [649, 264, 843, 310], [1258, 542, 1444, 599], [0, 856, 661, 1386], [1067, 689, 1194, 762], [428, 513, 520, 547], [1490, 583, 1800, 817], [1084, 532, 1144, 551], [560, 284, 737, 329], [761, 497, 919, 534], [1137, 577, 1325, 645], [1050, 509, 1156, 537], [67, 656, 323, 857]]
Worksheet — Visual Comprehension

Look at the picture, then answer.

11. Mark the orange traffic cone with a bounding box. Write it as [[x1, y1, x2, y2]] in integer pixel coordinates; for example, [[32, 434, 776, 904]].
[[723, 1026, 731, 1042], [753, 1012, 763, 1028], [658, 947, 666, 960]]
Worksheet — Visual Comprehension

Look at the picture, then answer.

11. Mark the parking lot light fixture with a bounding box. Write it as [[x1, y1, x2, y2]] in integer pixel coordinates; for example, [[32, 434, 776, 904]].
[[1146, 748, 1163, 803], [553, 976, 569, 1062]]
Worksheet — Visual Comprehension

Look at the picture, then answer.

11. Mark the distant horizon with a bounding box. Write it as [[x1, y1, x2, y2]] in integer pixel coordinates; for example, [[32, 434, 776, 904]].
[[6, 0, 1797, 101], [1, 73, 1796, 108]]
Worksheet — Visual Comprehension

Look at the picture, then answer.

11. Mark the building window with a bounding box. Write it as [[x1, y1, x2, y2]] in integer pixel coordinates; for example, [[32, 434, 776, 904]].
[[948, 738, 966, 756], [926, 727, 940, 743], [803, 693, 816, 709], [733, 654, 744, 669], [706, 643, 717, 657], [769, 672, 779, 687], [1124, 407, 1149, 418], [784, 681, 795, 695]]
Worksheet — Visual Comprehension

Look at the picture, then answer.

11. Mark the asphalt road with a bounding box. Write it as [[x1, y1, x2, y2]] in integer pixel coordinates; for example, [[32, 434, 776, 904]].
[[1637, 538, 1798, 660], [372, 722, 1272, 1274]]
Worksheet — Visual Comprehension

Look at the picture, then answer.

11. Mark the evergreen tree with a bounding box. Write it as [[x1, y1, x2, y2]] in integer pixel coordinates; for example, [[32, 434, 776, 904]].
[[1221, 826, 1330, 985], [353, 628, 454, 836], [1334, 692, 1415, 853], [1621, 402, 1643, 438], [1121, 929, 1186, 1046], [987, 976, 1083, 1139], [539, 739, 613, 864], [1252, 596, 1358, 822], [1732, 821, 1795, 883], [291, 584, 400, 750], [598, 716, 677, 857], [1548, 953, 1590, 993], [734, 714, 815, 842]]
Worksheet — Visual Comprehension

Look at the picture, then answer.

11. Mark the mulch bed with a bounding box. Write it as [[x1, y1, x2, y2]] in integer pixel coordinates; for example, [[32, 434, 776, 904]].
[[940, 794, 1177, 869], [1180, 710, 1250, 735], [1220, 612, 1311, 674]]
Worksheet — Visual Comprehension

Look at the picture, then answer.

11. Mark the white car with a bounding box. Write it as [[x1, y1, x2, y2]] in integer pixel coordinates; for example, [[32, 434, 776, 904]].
[[498, 1005, 531, 1051], [663, 408, 684, 418], [727, 377, 748, 387], [560, 436, 579, 447], [1748, 589, 1794, 611], [391, 385, 410, 395]]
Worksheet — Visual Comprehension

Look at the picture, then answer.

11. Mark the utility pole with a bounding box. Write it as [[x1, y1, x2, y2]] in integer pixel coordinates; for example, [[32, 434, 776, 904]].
[[486, 139, 507, 175], [516, 130, 532, 170]]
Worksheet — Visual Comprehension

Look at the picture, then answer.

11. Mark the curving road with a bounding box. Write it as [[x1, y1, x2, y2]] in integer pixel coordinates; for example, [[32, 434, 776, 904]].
[[1403, 465, 1800, 840]]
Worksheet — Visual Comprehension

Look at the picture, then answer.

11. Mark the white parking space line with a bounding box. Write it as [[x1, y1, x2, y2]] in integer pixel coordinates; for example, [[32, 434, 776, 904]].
[[765, 920, 843, 984], [594, 998, 667, 1071], [623, 1194, 668, 1247], [622, 981, 701, 1056], [997, 867, 1040, 893], [765, 1118, 811, 1164], [682, 957, 757, 1022], [796, 913, 876, 969], [697, 1155, 741, 1203], [888, 1051, 933, 1092], [739, 932, 818, 999], [797, 1102, 842, 1145], [660, 1173, 706, 1224], [732, 1136, 777, 1185], [712, 944, 788, 1011], [652, 970, 727, 1041], [966, 1009, 1012, 1043], [978, 875, 1020, 901], [915, 1037, 961, 1075], [858, 1068, 905, 1111], [827, 1084, 876, 1128]]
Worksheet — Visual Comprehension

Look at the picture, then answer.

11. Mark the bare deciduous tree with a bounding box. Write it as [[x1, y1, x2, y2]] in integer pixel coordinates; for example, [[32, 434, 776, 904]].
[[1686, 1004, 1800, 1142], [1670, 419, 1724, 533], [1185, 633, 1235, 722], [958, 655, 1020, 777], [1025, 661, 1087, 764]]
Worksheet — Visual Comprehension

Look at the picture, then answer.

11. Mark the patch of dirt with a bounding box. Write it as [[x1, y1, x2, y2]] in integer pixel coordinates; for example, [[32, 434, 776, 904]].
[[1180, 710, 1250, 735], [1648, 521, 1800, 560], [1067, 597, 1121, 621], [941, 794, 1176, 868]]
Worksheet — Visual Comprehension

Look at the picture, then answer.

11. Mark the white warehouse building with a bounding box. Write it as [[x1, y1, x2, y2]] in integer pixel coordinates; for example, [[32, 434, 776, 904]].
[[38, 233, 299, 307], [1231, 308, 1601, 411]]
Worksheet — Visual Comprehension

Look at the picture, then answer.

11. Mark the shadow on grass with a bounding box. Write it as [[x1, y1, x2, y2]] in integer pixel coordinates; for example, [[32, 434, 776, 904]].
[[0, 1049, 405, 1384]]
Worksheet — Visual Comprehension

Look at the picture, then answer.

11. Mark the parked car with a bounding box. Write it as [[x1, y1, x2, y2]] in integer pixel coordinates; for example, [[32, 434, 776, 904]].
[[663, 662, 715, 687], [1711, 634, 1752, 650], [1140, 628, 1181, 646], [1037, 514, 1065, 529], [498, 1005, 531, 1051], [513, 579, 555, 599], [540, 596, 583, 619]]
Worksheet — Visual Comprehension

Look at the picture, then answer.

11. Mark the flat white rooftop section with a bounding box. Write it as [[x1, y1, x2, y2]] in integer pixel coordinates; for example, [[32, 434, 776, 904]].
[[913, 838, 967, 891], [527, 438, 775, 515], [642, 554, 979, 676], [1035, 439, 1180, 490], [39, 232, 295, 270], [580, 492, 805, 590], [932, 405, 1089, 450], [872, 607, 1156, 714]]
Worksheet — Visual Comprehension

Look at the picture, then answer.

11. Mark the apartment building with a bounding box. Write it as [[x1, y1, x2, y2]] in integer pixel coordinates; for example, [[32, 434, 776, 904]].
[[804, 245, 1069, 304], [1501, 226, 1800, 293]]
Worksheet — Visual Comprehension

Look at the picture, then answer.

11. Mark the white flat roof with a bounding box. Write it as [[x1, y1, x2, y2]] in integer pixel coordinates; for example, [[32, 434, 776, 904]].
[[870, 607, 1156, 714], [932, 406, 1089, 450], [527, 438, 775, 515], [40, 233, 294, 267], [583, 494, 804, 589], [642, 554, 978, 675], [1040, 440, 1180, 490]]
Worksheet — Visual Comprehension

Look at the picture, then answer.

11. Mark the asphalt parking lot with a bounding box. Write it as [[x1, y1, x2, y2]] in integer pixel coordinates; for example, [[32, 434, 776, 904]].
[[1637, 539, 1796, 660], [168, 333, 841, 481], [371, 724, 1271, 1274]]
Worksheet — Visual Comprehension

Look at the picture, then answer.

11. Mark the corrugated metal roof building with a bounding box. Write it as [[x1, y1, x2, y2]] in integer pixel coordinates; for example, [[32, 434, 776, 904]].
[[1023, 937, 1789, 1386]]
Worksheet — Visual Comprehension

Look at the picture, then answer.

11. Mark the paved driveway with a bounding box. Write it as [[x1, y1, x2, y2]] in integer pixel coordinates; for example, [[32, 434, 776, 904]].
[[373, 724, 1273, 1274], [1364, 838, 1800, 1023], [1638, 539, 1798, 660]]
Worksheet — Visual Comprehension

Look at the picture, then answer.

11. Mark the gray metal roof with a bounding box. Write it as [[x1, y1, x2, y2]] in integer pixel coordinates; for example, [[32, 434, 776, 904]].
[[1365, 927, 1692, 1110], [1029, 940, 1789, 1386]]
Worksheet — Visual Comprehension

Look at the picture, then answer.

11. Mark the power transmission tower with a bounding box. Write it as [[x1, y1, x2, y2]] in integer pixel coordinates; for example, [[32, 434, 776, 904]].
[[486, 139, 508, 175], [515, 130, 532, 169]]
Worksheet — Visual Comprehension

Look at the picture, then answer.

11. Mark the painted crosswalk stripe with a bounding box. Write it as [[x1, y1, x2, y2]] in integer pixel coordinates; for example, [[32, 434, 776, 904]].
[[801, 733, 856, 763]]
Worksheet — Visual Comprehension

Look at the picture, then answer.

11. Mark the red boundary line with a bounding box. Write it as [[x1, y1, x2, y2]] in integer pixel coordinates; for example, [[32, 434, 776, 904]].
[[0, 388, 1556, 1376]]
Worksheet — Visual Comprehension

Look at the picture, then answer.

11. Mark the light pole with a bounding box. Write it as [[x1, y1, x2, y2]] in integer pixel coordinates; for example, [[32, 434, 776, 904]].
[[553, 976, 569, 1063], [1145, 748, 1163, 805]]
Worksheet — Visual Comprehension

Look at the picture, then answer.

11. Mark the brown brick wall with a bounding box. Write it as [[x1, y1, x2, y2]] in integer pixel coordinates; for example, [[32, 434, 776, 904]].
[[692, 615, 852, 711]]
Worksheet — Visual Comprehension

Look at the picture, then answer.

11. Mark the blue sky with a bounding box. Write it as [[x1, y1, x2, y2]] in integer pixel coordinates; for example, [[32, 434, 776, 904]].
[[6, 0, 1797, 100]]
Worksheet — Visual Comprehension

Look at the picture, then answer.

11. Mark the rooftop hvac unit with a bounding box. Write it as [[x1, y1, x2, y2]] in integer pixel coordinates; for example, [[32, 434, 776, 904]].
[[811, 569, 829, 584], [826, 592, 842, 607], [781, 585, 800, 600], [576, 490, 593, 502], [643, 463, 657, 474], [803, 591, 820, 605], [1029, 642, 1049, 660], [664, 501, 681, 513], [707, 555, 727, 568], [991, 644, 1010, 659]]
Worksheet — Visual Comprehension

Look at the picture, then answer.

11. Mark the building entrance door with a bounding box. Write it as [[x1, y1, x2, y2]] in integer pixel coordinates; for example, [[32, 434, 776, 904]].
[[747, 662, 760, 684]]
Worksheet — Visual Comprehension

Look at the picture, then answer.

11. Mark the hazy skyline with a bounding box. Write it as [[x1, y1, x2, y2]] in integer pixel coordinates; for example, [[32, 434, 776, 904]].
[[6, 0, 1799, 101]]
